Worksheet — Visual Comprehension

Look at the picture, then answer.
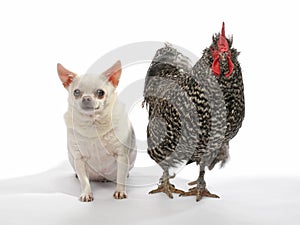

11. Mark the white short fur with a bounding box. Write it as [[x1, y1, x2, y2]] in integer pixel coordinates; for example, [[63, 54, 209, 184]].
[[57, 61, 136, 201]]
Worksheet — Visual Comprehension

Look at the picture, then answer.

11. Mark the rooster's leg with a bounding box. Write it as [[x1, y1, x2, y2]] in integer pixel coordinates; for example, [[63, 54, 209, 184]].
[[149, 169, 184, 199], [180, 165, 219, 201]]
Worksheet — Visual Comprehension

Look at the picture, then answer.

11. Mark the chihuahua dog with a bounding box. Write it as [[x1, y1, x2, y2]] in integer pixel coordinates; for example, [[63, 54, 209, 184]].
[[57, 61, 136, 202]]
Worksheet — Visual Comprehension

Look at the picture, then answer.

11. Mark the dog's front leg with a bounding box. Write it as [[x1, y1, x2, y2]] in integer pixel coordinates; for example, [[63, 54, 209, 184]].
[[114, 153, 129, 199], [74, 157, 94, 202]]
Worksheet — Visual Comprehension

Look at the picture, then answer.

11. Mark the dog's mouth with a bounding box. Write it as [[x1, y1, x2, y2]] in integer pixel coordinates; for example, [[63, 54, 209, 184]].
[[81, 105, 100, 111]]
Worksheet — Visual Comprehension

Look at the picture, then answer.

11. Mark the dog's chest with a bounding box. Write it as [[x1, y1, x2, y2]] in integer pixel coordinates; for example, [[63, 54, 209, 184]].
[[69, 124, 122, 179], [79, 127, 119, 157], [74, 122, 121, 157]]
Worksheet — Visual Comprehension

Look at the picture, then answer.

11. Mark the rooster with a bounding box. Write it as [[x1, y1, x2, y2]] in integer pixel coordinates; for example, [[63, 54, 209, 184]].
[[143, 23, 244, 201], [180, 22, 245, 201]]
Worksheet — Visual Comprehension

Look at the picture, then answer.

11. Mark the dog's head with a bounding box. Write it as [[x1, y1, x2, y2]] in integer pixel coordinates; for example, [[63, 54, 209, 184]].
[[57, 61, 122, 115]]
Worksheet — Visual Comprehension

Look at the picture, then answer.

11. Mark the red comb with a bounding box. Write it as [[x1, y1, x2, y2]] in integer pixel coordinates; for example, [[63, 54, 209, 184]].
[[221, 22, 225, 37], [217, 22, 229, 52], [211, 22, 234, 77]]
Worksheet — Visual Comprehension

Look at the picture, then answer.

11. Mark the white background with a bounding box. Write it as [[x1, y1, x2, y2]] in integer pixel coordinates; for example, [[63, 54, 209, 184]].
[[0, 1, 299, 225]]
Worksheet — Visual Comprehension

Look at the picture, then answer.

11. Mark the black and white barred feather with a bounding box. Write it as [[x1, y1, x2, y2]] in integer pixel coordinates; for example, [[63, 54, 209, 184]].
[[191, 33, 245, 169], [143, 43, 232, 171]]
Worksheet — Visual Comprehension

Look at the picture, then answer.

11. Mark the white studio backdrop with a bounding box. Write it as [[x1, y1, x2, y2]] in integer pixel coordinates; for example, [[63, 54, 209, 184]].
[[0, 0, 299, 181]]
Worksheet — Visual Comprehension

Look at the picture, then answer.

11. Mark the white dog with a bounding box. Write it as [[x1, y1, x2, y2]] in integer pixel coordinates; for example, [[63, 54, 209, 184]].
[[57, 61, 136, 201]]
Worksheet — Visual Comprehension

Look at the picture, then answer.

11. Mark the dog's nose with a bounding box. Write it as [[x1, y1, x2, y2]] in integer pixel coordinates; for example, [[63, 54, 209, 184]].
[[82, 96, 92, 104]]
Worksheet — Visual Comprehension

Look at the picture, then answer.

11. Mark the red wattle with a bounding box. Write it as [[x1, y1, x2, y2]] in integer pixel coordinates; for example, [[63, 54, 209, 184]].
[[212, 57, 221, 75], [224, 55, 234, 77]]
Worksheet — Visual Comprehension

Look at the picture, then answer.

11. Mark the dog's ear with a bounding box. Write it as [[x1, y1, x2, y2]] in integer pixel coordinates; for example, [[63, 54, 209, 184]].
[[103, 60, 122, 88], [57, 63, 77, 88]]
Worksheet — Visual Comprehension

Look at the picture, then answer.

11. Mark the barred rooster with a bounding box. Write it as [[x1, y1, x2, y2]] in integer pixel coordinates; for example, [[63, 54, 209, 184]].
[[143, 23, 244, 201], [181, 22, 245, 200]]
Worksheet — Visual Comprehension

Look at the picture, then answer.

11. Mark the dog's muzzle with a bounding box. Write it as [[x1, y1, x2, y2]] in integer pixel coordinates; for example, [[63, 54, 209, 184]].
[[81, 96, 95, 110]]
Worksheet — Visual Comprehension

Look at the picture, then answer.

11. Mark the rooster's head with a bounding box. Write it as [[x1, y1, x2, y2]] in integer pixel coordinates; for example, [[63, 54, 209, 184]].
[[210, 22, 235, 77]]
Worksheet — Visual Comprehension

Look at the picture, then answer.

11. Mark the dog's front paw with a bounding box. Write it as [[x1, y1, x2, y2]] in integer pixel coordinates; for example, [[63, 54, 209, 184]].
[[113, 191, 127, 200], [79, 193, 94, 202]]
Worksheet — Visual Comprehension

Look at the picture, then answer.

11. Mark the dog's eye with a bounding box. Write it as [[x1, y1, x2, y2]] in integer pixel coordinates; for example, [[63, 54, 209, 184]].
[[73, 89, 81, 97], [96, 89, 105, 98]]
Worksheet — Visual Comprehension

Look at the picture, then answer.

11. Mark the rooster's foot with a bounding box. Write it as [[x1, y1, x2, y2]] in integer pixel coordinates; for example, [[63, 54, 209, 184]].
[[149, 179, 184, 199], [180, 182, 219, 201]]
